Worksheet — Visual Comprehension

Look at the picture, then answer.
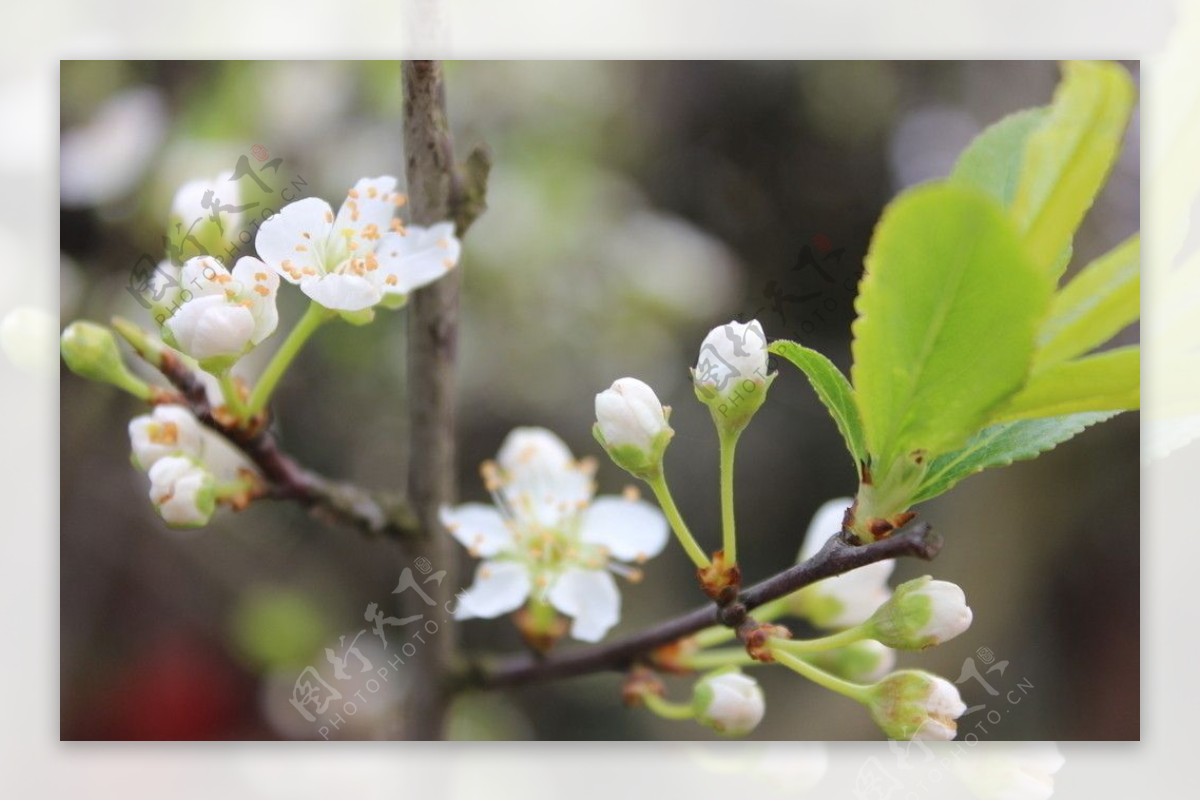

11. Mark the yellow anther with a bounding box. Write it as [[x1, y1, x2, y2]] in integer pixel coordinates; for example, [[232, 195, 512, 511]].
[[149, 421, 179, 445], [253, 285, 270, 296]]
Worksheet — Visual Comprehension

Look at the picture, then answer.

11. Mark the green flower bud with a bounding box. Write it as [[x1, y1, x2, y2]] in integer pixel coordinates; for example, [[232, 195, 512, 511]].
[[865, 575, 973, 650], [61, 321, 151, 399], [865, 670, 966, 741], [803, 640, 896, 684]]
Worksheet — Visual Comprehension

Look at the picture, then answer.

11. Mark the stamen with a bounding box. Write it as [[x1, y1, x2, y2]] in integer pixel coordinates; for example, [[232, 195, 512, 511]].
[[253, 285, 270, 296], [608, 562, 644, 583], [348, 188, 360, 199], [622, 485, 641, 502]]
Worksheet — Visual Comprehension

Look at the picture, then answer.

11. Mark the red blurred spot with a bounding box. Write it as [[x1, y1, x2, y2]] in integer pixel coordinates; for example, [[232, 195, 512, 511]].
[[251, 144, 269, 162], [811, 233, 833, 254], [76, 634, 255, 740]]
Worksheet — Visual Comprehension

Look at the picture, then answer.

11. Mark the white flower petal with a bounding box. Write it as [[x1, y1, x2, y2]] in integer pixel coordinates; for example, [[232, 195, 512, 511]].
[[166, 294, 256, 360], [179, 255, 229, 298], [497, 427, 575, 474], [375, 223, 460, 295], [454, 561, 532, 620], [256, 197, 334, 281], [799, 496, 853, 560], [796, 498, 894, 628], [333, 176, 401, 243], [231, 256, 280, 344], [299, 273, 382, 311], [440, 503, 514, 557], [547, 568, 620, 642], [577, 496, 668, 562], [495, 427, 593, 528]]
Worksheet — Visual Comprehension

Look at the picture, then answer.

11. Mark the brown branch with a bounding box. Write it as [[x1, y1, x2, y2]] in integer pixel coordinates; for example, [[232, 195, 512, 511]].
[[401, 59, 487, 739], [152, 349, 418, 540], [470, 521, 942, 690]]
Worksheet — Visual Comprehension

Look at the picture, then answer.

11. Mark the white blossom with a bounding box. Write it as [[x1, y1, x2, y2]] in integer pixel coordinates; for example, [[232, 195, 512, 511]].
[[165, 255, 279, 362], [442, 427, 668, 642], [255, 176, 460, 312], [129, 404, 205, 470], [791, 497, 895, 628]]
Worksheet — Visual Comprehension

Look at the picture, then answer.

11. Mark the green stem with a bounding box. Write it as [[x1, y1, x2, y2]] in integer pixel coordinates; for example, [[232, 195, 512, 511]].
[[771, 624, 869, 655], [682, 648, 758, 670], [246, 303, 331, 416], [647, 474, 711, 569], [218, 371, 249, 421], [718, 427, 741, 565], [641, 693, 697, 721], [772, 643, 869, 704]]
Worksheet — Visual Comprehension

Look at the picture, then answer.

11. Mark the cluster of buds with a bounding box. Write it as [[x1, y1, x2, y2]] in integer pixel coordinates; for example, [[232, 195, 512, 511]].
[[128, 404, 217, 528]]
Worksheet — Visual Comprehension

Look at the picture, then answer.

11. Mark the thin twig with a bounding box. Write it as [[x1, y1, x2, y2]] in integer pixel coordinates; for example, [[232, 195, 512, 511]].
[[153, 350, 418, 540], [472, 521, 942, 689]]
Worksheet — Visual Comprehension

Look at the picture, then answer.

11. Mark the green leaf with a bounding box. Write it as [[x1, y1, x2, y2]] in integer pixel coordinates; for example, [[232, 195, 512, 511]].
[[951, 107, 1048, 207], [1010, 61, 1135, 277], [911, 412, 1119, 504], [851, 182, 1055, 468], [992, 346, 1139, 422], [769, 340, 867, 468], [1034, 235, 1140, 369]]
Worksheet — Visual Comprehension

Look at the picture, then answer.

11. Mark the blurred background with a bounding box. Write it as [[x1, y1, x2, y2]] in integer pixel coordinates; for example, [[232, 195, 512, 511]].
[[59, 60, 1139, 741]]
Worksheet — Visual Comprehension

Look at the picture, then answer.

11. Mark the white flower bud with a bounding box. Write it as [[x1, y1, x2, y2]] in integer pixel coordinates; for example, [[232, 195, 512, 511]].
[[595, 378, 669, 451], [128, 405, 205, 470], [866, 575, 973, 650], [147, 455, 216, 528], [694, 319, 769, 393], [593, 378, 672, 477], [692, 319, 774, 433], [692, 669, 766, 737], [866, 670, 966, 741]]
